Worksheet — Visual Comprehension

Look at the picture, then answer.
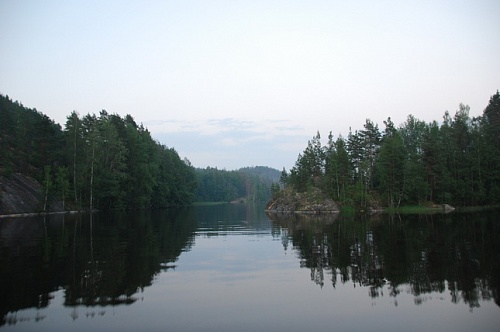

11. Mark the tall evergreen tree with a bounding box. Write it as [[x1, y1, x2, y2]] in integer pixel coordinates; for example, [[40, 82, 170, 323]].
[[482, 91, 500, 201], [399, 115, 428, 204], [289, 131, 324, 192], [324, 133, 351, 203], [64, 111, 84, 205], [347, 129, 367, 207], [359, 119, 381, 189], [375, 119, 406, 208]]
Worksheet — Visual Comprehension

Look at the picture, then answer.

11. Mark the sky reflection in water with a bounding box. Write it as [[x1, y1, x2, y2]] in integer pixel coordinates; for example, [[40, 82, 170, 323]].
[[1, 205, 499, 331]]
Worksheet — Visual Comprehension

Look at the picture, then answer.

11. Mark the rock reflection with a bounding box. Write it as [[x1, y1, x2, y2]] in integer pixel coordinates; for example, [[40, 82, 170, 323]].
[[268, 210, 500, 309]]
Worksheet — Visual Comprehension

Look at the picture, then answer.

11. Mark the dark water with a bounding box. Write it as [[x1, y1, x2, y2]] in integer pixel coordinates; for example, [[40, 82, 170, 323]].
[[1, 205, 499, 331]]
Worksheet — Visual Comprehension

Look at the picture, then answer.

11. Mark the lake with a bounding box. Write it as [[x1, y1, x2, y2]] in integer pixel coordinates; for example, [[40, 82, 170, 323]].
[[1, 204, 499, 331]]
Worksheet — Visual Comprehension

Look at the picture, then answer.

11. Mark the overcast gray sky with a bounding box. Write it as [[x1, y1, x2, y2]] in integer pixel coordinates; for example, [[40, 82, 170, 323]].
[[1, 0, 499, 170]]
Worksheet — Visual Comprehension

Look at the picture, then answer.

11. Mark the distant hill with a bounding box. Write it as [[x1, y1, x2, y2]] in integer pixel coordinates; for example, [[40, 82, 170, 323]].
[[194, 166, 281, 203], [238, 166, 281, 183]]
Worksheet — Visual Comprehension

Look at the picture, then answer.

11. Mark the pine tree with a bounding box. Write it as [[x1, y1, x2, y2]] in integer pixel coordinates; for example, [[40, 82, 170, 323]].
[[324, 133, 351, 203], [359, 119, 381, 189], [64, 111, 83, 205], [289, 131, 324, 192], [375, 119, 406, 208], [482, 91, 500, 202], [399, 115, 428, 204]]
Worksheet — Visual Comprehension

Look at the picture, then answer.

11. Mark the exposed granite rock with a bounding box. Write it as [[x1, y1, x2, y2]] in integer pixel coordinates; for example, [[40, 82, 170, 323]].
[[265, 187, 339, 214], [0, 173, 64, 216]]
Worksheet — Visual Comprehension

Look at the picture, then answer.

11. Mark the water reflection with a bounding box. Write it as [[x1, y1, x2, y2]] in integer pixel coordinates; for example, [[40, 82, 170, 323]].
[[194, 203, 275, 236], [1, 205, 498, 330], [268, 210, 500, 309], [0, 204, 276, 327], [0, 209, 197, 325]]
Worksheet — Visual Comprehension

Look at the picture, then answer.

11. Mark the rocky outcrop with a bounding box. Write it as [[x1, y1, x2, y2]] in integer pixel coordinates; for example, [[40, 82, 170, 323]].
[[442, 204, 456, 212], [265, 188, 339, 214], [0, 173, 64, 216]]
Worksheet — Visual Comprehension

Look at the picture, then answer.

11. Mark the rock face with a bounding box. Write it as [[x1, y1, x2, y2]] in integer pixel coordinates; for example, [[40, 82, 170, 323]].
[[265, 188, 339, 214], [442, 204, 456, 212], [0, 173, 64, 216]]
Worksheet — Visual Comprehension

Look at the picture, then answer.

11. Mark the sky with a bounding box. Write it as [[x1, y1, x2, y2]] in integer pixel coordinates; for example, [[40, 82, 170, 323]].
[[1, 0, 499, 171]]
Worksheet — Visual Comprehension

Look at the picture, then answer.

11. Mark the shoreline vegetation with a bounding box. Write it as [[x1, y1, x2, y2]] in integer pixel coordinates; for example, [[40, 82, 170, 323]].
[[0, 94, 279, 215], [3, 203, 499, 219], [268, 91, 500, 214], [264, 186, 462, 215], [1, 91, 499, 216]]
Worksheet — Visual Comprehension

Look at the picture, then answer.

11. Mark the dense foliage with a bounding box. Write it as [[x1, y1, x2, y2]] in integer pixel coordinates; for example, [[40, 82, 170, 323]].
[[281, 91, 500, 208], [0, 95, 196, 210], [195, 166, 280, 202]]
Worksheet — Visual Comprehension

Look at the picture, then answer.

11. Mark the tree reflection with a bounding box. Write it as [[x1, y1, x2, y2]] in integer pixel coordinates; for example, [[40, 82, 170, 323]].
[[268, 209, 500, 309], [0, 209, 197, 325]]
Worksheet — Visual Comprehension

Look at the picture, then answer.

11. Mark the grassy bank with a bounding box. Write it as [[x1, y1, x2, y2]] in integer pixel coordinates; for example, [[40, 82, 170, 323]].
[[384, 205, 445, 214], [383, 204, 500, 214], [191, 202, 229, 206]]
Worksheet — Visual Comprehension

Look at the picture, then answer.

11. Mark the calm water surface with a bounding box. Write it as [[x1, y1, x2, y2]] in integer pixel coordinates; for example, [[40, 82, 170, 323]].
[[1, 204, 499, 331]]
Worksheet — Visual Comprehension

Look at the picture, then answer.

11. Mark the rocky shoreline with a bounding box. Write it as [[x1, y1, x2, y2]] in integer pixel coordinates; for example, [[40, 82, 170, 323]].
[[1, 173, 457, 217], [265, 188, 340, 214], [0, 173, 65, 216], [266, 187, 456, 215]]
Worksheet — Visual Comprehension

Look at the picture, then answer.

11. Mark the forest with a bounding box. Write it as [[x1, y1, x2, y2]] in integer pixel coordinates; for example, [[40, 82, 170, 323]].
[[1, 92, 499, 212], [0, 95, 279, 212], [280, 91, 500, 208], [195, 166, 280, 203], [0, 95, 197, 210]]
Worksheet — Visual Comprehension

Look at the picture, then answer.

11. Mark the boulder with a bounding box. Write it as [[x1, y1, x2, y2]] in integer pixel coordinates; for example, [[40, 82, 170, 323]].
[[266, 188, 339, 214]]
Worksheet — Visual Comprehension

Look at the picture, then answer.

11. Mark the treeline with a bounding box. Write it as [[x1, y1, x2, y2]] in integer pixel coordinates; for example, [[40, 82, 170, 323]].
[[195, 166, 280, 202], [281, 91, 500, 208], [0, 94, 196, 210]]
